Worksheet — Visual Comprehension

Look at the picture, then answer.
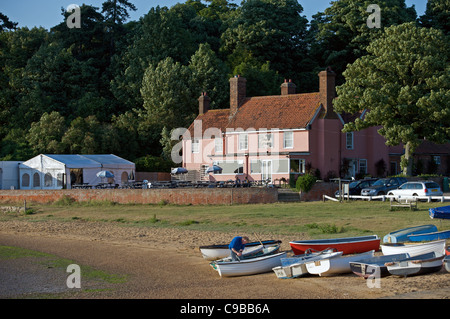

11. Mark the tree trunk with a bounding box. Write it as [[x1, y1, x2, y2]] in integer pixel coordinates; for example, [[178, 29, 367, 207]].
[[401, 141, 415, 176]]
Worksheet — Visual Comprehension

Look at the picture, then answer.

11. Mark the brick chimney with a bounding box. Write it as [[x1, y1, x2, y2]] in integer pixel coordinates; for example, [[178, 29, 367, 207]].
[[198, 92, 210, 115], [229, 75, 246, 115], [281, 79, 296, 95], [318, 67, 337, 119]]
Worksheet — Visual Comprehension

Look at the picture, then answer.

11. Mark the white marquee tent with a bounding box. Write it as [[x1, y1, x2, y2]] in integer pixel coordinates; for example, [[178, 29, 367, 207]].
[[19, 154, 135, 189]]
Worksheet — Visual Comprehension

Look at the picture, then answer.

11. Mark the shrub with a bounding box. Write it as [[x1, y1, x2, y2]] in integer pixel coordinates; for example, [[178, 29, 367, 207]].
[[296, 173, 316, 193]]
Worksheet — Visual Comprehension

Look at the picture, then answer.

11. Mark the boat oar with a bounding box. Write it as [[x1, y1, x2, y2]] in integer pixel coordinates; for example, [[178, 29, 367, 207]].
[[254, 233, 265, 249]]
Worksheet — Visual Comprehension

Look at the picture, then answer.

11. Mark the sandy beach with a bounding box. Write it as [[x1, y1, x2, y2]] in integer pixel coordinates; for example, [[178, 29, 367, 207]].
[[0, 220, 449, 301]]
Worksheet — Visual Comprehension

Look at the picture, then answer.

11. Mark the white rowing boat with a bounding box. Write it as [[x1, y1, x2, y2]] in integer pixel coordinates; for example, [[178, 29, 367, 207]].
[[444, 255, 450, 273], [386, 252, 444, 277], [199, 240, 281, 261], [305, 250, 375, 276], [272, 250, 343, 279], [380, 239, 446, 257], [211, 250, 287, 277]]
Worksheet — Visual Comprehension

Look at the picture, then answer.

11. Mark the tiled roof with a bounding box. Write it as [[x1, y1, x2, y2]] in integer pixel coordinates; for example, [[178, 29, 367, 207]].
[[228, 93, 321, 130], [188, 92, 322, 136], [187, 109, 231, 136]]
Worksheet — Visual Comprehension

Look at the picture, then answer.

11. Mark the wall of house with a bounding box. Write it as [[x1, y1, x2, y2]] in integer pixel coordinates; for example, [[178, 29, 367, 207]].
[[340, 126, 390, 178], [309, 118, 342, 178], [183, 129, 311, 182], [307, 119, 391, 179], [0, 188, 278, 205]]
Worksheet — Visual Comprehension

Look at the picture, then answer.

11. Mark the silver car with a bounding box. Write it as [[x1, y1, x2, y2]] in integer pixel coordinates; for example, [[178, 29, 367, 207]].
[[388, 181, 443, 200]]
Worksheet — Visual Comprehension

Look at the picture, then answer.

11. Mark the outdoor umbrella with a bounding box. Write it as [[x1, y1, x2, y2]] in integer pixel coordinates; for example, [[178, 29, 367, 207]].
[[171, 167, 188, 174], [96, 170, 114, 178], [96, 170, 114, 184], [206, 165, 222, 173]]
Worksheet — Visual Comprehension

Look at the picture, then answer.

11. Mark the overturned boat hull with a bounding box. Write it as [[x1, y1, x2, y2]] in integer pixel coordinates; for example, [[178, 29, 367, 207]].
[[383, 224, 438, 243], [350, 253, 409, 279], [407, 230, 450, 242], [381, 239, 446, 257], [429, 206, 450, 219], [289, 235, 380, 255], [305, 250, 375, 276], [273, 251, 343, 279]]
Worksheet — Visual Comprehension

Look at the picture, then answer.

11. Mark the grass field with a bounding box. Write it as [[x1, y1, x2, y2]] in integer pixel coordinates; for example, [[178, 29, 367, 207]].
[[2, 199, 450, 239]]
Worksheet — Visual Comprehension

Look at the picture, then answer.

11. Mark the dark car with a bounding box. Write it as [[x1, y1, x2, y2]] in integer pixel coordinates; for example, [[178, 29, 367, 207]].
[[335, 178, 378, 197], [361, 177, 408, 196]]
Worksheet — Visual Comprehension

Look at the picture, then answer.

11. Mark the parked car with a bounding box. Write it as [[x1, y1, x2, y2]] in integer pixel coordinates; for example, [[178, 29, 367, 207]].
[[387, 181, 443, 200], [361, 177, 408, 196], [335, 178, 378, 197]]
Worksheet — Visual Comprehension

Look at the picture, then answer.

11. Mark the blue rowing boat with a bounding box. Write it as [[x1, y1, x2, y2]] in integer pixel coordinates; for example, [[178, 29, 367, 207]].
[[429, 205, 450, 219], [383, 224, 438, 243], [407, 230, 450, 242]]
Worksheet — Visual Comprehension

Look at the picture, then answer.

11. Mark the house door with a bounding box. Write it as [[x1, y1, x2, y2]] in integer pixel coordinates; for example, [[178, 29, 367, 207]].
[[348, 159, 357, 178], [262, 160, 272, 182]]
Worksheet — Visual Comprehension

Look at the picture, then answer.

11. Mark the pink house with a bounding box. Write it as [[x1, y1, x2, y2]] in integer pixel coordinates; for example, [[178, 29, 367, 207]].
[[182, 68, 390, 183]]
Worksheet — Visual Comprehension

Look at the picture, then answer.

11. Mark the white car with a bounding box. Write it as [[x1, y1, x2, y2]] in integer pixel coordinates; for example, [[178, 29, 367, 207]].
[[388, 181, 443, 200]]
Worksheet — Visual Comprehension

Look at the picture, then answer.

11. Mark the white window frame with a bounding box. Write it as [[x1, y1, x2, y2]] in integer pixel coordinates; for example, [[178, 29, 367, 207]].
[[215, 138, 223, 153], [239, 133, 248, 150], [290, 159, 306, 174], [346, 132, 354, 150], [258, 133, 273, 149], [284, 130, 293, 149], [191, 139, 199, 153]]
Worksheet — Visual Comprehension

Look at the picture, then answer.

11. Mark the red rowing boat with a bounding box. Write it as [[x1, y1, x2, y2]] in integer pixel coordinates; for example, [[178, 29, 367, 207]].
[[289, 235, 380, 255]]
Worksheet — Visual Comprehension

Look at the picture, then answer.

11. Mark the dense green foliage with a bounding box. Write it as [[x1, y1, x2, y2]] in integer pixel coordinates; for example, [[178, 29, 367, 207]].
[[334, 22, 449, 176], [295, 173, 316, 193], [0, 0, 446, 172]]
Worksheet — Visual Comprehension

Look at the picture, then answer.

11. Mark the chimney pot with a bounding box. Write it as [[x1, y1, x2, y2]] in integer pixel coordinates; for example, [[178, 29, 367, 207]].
[[281, 79, 296, 95]]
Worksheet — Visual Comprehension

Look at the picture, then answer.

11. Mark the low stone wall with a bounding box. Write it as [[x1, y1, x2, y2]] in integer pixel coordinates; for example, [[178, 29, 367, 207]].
[[0, 188, 278, 206], [300, 182, 339, 202]]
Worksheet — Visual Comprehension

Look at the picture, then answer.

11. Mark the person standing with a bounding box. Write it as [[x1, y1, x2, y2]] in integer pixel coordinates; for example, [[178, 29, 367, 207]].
[[229, 236, 249, 261]]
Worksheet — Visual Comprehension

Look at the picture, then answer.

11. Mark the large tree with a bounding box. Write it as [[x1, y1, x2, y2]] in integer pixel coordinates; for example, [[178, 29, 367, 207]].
[[0, 12, 17, 31], [310, 0, 417, 85], [102, 0, 137, 54], [420, 0, 450, 35], [28, 112, 66, 154], [334, 23, 449, 176], [221, 0, 308, 93], [110, 5, 199, 111], [139, 57, 195, 132]]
